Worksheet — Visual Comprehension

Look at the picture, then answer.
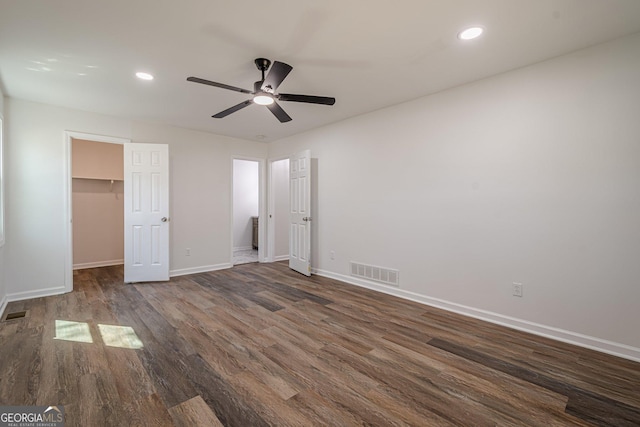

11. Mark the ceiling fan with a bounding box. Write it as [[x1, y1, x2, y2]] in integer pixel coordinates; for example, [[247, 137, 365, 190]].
[[187, 58, 335, 123]]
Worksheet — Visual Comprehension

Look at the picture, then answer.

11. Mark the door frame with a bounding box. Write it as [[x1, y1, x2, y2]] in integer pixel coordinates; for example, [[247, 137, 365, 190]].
[[64, 131, 130, 292], [230, 156, 266, 264]]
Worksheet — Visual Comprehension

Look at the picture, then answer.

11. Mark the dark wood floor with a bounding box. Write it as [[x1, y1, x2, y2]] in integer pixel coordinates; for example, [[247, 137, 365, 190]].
[[1, 262, 639, 426]]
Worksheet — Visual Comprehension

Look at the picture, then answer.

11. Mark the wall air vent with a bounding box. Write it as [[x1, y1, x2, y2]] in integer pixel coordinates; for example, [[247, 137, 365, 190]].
[[350, 261, 400, 287]]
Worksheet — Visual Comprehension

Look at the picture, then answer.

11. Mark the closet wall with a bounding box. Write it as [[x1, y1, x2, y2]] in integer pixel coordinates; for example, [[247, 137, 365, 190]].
[[232, 159, 259, 251], [72, 139, 124, 269]]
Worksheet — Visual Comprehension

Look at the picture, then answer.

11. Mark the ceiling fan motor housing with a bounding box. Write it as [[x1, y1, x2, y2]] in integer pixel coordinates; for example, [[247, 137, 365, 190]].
[[254, 81, 265, 93]]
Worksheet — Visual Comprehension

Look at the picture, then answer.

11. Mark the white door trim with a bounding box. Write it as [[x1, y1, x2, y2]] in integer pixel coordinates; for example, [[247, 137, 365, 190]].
[[64, 131, 130, 292], [230, 156, 267, 264]]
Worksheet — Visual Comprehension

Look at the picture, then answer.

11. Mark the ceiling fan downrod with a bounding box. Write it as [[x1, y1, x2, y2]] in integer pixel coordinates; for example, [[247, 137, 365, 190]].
[[255, 58, 271, 82]]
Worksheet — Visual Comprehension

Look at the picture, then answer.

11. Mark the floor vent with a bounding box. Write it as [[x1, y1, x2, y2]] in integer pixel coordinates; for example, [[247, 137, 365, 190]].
[[4, 311, 27, 321], [350, 262, 400, 287]]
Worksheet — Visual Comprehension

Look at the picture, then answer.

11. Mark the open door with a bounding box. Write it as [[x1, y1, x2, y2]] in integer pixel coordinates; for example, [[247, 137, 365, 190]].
[[289, 150, 311, 276], [124, 143, 170, 283]]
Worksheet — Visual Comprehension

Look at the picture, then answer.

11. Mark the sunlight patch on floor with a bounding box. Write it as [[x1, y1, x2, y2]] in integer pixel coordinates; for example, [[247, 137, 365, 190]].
[[54, 320, 94, 343], [54, 320, 143, 349], [98, 324, 144, 349]]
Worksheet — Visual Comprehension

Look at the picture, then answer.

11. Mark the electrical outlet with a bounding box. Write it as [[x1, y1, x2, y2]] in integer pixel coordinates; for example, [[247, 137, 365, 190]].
[[513, 282, 523, 297], [330, 251, 335, 260], [186, 248, 191, 256]]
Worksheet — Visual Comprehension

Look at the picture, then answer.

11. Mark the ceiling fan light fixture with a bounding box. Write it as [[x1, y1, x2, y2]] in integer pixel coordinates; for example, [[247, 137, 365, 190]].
[[253, 93, 274, 105], [458, 26, 484, 40], [135, 71, 154, 80]]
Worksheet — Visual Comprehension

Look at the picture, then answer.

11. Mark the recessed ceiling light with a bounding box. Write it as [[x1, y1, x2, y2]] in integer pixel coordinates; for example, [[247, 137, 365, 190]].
[[458, 27, 484, 40], [136, 72, 154, 81]]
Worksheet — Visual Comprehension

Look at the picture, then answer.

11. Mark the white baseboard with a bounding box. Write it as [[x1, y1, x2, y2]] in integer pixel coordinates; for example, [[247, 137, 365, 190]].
[[73, 259, 124, 270], [7, 285, 68, 303], [313, 268, 640, 363], [233, 246, 254, 252], [170, 263, 232, 277], [274, 255, 289, 262], [0, 294, 7, 319]]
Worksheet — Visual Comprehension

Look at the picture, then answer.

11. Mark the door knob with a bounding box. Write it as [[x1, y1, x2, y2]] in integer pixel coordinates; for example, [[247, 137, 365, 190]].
[[161, 217, 169, 222], [302, 217, 312, 222]]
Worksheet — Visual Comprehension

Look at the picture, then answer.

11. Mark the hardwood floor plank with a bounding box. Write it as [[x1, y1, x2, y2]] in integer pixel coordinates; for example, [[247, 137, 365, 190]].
[[429, 337, 640, 426], [1, 263, 639, 425], [183, 353, 269, 427], [227, 371, 315, 425], [0, 324, 43, 405], [323, 341, 518, 426], [168, 395, 224, 427], [178, 326, 245, 377], [261, 342, 406, 426], [365, 386, 455, 427], [124, 392, 175, 427], [106, 285, 199, 408], [190, 274, 255, 309], [74, 371, 125, 427], [287, 389, 369, 426], [103, 345, 156, 404]]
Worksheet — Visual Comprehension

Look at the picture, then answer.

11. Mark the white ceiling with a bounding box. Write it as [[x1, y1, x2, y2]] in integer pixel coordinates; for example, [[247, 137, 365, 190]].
[[1, 0, 640, 143]]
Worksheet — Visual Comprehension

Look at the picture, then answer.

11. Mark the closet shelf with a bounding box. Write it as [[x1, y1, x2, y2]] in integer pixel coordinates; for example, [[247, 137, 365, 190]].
[[72, 176, 123, 181]]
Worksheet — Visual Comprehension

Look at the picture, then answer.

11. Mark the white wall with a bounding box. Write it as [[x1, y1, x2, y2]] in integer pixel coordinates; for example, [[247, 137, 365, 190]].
[[131, 122, 267, 275], [3, 98, 267, 300], [268, 33, 640, 360], [0, 90, 6, 317], [4, 100, 131, 301], [233, 159, 259, 250], [72, 179, 124, 268]]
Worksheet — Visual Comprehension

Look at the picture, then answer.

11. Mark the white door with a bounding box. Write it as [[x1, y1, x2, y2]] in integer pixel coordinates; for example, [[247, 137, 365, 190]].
[[124, 143, 170, 283], [289, 150, 311, 276]]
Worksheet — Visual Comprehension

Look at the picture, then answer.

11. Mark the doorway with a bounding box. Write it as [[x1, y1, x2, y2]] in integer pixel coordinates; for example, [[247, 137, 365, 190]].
[[232, 158, 261, 265], [64, 131, 130, 292], [71, 138, 124, 270], [268, 158, 290, 262]]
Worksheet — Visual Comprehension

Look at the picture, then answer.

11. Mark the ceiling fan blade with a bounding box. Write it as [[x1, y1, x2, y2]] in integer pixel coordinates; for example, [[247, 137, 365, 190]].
[[278, 93, 336, 105], [187, 77, 253, 94], [266, 101, 292, 123], [212, 99, 253, 118], [261, 61, 292, 93]]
